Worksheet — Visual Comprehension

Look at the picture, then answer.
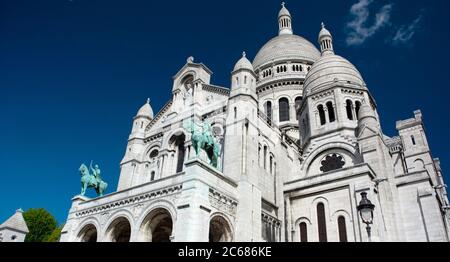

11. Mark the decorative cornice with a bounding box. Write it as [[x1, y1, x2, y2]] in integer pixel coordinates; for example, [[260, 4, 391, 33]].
[[144, 132, 164, 144], [74, 184, 182, 218], [202, 84, 230, 96], [261, 211, 281, 227], [208, 188, 238, 216]]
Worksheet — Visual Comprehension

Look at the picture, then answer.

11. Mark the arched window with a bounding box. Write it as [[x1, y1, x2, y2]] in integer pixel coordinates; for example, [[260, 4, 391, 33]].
[[299, 222, 308, 242], [150, 171, 155, 181], [411, 135, 416, 145], [265, 101, 273, 122], [318, 105, 326, 125], [169, 134, 186, 173], [269, 155, 273, 174], [258, 145, 261, 166], [326, 102, 335, 123], [346, 100, 354, 120], [279, 98, 290, 122], [295, 97, 302, 120], [338, 216, 348, 242], [234, 107, 237, 120], [355, 101, 361, 120], [263, 146, 268, 170], [317, 203, 327, 242], [244, 75, 247, 84]]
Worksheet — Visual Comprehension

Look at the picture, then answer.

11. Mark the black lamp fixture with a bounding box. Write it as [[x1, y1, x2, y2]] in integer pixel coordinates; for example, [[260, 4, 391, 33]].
[[357, 192, 375, 242]]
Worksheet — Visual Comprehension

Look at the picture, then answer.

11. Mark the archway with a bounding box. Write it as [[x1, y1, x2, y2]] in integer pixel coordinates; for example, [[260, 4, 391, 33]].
[[77, 224, 98, 242], [106, 217, 131, 242], [139, 208, 173, 242], [209, 215, 233, 242]]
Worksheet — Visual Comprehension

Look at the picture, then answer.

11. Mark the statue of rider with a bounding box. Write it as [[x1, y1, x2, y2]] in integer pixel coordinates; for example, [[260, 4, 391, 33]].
[[90, 161, 102, 188]]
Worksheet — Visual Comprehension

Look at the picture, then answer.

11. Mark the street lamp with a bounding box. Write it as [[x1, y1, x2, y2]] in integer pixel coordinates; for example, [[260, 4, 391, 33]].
[[357, 192, 375, 242]]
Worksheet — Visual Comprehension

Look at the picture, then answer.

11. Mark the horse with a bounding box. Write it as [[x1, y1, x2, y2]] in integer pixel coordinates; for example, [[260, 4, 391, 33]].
[[79, 164, 108, 197], [184, 120, 221, 168]]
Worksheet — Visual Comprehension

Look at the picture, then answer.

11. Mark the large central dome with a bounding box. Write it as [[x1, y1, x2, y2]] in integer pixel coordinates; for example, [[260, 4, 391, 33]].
[[253, 34, 320, 70]]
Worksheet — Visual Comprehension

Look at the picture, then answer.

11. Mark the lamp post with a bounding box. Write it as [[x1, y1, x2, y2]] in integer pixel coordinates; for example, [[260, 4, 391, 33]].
[[357, 192, 375, 242]]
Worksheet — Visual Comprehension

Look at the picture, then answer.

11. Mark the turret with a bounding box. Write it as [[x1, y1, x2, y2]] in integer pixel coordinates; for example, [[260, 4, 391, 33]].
[[131, 98, 154, 135], [278, 2, 293, 35], [318, 22, 334, 55], [230, 52, 256, 100]]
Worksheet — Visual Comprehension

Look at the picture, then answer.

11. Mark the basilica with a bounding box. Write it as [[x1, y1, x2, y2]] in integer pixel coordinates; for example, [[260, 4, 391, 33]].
[[60, 3, 450, 242]]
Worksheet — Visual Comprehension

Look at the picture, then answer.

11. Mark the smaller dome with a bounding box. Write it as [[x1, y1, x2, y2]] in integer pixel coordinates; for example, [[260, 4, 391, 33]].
[[278, 2, 291, 17], [304, 54, 365, 97], [318, 22, 331, 41], [136, 98, 154, 119], [233, 52, 254, 72]]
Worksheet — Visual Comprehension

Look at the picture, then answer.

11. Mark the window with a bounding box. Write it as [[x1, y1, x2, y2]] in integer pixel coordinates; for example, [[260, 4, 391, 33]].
[[326, 102, 335, 123], [411, 135, 416, 145], [265, 101, 273, 122], [338, 216, 348, 242], [258, 145, 261, 166], [269, 155, 273, 174], [295, 97, 302, 120], [346, 100, 354, 120], [263, 146, 268, 170], [300, 222, 308, 242], [149, 149, 159, 159], [236, 77, 239, 86], [244, 75, 247, 84], [317, 203, 327, 242], [234, 107, 237, 120], [150, 171, 155, 181], [279, 98, 290, 122], [355, 101, 361, 120], [320, 153, 345, 173], [318, 105, 326, 125]]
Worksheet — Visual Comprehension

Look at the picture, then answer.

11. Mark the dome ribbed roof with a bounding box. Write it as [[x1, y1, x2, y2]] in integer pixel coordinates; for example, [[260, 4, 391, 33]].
[[233, 52, 254, 72], [304, 54, 365, 96], [136, 99, 154, 119], [278, 5, 291, 17], [253, 34, 320, 70]]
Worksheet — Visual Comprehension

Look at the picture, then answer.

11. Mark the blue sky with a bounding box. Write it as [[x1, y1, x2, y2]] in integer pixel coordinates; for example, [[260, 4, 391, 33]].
[[1, 0, 449, 224]]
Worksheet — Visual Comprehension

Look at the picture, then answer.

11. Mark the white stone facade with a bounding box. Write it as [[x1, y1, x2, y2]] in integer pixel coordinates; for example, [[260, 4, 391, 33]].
[[60, 4, 450, 242]]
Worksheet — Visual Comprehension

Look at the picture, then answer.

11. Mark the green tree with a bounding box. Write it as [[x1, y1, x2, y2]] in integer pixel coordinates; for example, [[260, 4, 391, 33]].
[[44, 225, 64, 242], [23, 208, 57, 242]]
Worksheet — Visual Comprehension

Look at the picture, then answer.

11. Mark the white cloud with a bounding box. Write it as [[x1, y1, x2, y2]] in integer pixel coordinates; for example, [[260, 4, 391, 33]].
[[346, 0, 393, 46], [391, 14, 423, 45]]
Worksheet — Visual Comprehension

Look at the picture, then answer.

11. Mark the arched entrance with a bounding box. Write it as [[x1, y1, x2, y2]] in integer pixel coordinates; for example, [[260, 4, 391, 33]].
[[77, 224, 98, 242], [209, 215, 233, 242], [106, 217, 131, 242], [138, 208, 173, 242]]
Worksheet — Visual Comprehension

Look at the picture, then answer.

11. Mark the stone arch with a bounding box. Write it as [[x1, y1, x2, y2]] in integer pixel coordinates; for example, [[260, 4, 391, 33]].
[[208, 213, 234, 242], [311, 197, 331, 242], [103, 210, 134, 242], [301, 142, 358, 174], [413, 158, 425, 171], [331, 209, 353, 242], [77, 224, 98, 242], [75, 217, 101, 242], [138, 208, 173, 242], [294, 217, 312, 242], [105, 216, 132, 242], [175, 71, 196, 91], [162, 128, 188, 149]]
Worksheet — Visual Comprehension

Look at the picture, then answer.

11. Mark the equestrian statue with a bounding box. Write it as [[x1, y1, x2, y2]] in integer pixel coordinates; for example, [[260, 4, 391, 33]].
[[183, 119, 221, 168], [79, 161, 108, 197]]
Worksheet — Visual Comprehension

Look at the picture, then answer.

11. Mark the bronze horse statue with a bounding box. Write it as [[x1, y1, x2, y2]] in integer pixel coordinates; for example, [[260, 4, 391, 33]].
[[79, 162, 108, 197]]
